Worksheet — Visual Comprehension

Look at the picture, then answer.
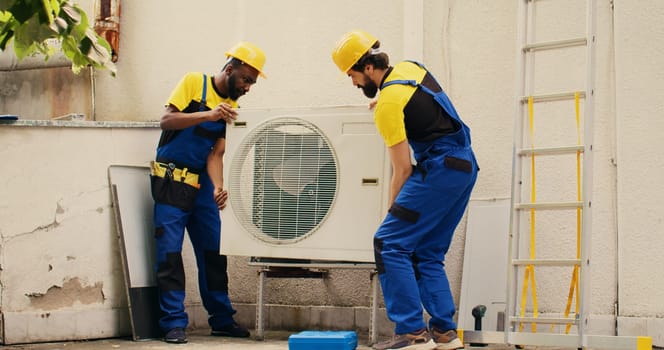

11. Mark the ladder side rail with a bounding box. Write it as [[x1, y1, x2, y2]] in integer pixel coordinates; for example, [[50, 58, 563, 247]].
[[520, 0, 540, 333], [505, 0, 531, 342], [578, 0, 597, 347]]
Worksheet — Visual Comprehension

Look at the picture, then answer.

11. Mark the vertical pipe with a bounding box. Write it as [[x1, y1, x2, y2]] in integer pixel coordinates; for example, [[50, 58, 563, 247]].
[[255, 269, 266, 341], [608, 0, 620, 337], [369, 270, 379, 345], [90, 67, 96, 121]]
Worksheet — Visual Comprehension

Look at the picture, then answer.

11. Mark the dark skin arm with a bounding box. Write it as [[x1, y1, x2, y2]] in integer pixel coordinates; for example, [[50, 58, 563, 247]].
[[159, 103, 237, 130], [207, 138, 228, 210], [158, 102, 236, 210]]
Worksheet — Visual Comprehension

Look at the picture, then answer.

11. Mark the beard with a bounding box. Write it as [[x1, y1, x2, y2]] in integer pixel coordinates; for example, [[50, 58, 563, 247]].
[[227, 74, 244, 101], [360, 77, 378, 98]]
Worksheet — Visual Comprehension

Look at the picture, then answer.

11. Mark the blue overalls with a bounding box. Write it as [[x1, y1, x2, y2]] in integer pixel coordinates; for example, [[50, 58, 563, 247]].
[[153, 75, 236, 332], [374, 64, 479, 334]]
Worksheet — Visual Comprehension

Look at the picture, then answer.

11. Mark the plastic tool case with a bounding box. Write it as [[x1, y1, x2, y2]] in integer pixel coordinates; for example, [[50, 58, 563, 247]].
[[288, 331, 358, 350]]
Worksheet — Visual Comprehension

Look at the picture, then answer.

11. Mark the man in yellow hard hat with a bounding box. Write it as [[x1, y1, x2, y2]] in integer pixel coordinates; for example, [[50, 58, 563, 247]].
[[332, 30, 478, 350], [150, 41, 266, 344]]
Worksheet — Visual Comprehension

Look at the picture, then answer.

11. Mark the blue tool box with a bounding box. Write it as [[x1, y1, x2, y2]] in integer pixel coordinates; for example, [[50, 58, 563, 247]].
[[288, 330, 358, 350]]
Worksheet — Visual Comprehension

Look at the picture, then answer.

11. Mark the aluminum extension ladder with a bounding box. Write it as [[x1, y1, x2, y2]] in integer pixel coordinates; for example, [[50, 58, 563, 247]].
[[461, 1, 652, 349]]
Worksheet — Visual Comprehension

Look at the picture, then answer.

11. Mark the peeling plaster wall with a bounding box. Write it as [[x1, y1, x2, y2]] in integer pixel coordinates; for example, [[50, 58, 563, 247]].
[[26, 278, 104, 310], [0, 124, 160, 344], [0, 0, 663, 346]]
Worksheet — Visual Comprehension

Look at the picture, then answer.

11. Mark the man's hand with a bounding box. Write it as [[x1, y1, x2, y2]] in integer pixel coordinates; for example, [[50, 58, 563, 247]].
[[211, 103, 238, 124], [214, 187, 228, 210]]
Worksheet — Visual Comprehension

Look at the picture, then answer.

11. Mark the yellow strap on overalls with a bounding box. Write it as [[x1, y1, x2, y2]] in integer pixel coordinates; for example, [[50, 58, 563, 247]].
[[150, 161, 201, 189], [519, 96, 539, 332]]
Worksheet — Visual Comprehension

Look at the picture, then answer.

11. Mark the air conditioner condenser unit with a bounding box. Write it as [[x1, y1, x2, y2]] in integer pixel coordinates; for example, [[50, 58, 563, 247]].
[[220, 106, 390, 263]]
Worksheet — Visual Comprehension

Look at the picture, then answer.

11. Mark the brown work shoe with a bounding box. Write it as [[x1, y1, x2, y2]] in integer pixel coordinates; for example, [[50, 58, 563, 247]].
[[373, 328, 436, 350], [430, 328, 464, 350]]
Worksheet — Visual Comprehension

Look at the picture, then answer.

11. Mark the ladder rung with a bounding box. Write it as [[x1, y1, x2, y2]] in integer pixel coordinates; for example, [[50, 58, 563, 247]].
[[523, 38, 587, 52], [512, 259, 581, 266], [515, 201, 583, 210], [518, 145, 584, 156], [510, 316, 579, 325], [520, 91, 586, 103]]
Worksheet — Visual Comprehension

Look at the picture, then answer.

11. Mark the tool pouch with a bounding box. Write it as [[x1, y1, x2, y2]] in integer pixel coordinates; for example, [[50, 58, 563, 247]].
[[151, 175, 199, 211], [150, 162, 200, 211]]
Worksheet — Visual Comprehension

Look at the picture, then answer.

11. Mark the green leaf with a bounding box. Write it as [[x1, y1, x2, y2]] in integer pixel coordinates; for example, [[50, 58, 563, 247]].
[[0, 28, 14, 50], [59, 2, 80, 24], [1, 0, 116, 75], [48, 15, 65, 33], [12, 35, 37, 59], [0, 11, 17, 45], [0, 10, 13, 20], [47, 0, 59, 18], [8, 0, 40, 23], [41, 0, 54, 24]]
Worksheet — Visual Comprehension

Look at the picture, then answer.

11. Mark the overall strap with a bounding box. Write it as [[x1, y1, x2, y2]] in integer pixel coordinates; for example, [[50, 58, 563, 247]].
[[379, 61, 466, 136], [380, 60, 437, 98], [200, 73, 208, 111], [381, 78, 438, 98]]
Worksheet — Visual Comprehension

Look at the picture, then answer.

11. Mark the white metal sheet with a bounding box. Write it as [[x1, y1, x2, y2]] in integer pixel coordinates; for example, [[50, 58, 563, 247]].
[[108, 165, 156, 288], [458, 198, 510, 333]]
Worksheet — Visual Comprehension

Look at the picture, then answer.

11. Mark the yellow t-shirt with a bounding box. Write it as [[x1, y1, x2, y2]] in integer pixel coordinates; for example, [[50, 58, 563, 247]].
[[166, 72, 238, 112], [374, 62, 426, 147], [374, 61, 457, 147]]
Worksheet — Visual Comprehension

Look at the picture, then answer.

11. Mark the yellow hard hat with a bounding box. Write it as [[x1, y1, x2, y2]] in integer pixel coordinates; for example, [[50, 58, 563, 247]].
[[331, 30, 378, 73], [225, 41, 267, 78]]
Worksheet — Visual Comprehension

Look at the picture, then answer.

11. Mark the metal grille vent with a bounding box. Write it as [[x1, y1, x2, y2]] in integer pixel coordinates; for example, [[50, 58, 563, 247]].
[[228, 117, 339, 244]]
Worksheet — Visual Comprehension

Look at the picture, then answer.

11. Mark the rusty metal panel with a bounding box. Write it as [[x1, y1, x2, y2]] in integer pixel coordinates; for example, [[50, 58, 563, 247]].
[[0, 67, 91, 120], [95, 0, 121, 62]]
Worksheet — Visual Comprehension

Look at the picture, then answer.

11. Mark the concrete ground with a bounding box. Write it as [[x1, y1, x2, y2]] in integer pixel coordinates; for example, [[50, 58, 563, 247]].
[[2, 329, 520, 350], [5, 330, 659, 350]]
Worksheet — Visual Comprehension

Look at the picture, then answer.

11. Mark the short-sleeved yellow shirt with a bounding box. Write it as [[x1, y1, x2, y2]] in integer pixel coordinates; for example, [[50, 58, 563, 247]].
[[374, 62, 426, 147], [166, 72, 238, 112]]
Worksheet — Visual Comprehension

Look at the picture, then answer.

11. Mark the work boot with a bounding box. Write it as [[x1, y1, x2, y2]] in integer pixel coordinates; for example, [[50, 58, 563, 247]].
[[210, 322, 250, 338], [430, 327, 464, 350], [373, 328, 436, 350], [163, 327, 187, 344]]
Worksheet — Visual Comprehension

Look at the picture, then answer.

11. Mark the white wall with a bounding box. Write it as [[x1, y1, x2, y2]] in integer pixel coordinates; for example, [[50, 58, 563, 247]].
[[613, 0, 664, 342], [0, 0, 663, 346]]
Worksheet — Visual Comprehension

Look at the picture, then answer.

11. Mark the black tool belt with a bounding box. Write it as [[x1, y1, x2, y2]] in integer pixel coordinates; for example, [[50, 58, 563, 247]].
[[149, 161, 200, 211]]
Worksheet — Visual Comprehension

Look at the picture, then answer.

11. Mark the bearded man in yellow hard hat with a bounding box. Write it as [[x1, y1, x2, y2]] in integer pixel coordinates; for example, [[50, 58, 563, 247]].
[[332, 30, 478, 350]]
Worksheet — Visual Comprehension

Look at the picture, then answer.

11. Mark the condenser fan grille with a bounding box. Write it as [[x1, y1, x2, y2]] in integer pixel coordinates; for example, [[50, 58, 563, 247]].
[[229, 117, 339, 244]]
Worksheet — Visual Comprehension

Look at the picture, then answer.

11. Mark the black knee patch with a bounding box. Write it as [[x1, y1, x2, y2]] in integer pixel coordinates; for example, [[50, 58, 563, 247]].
[[157, 252, 185, 292], [389, 203, 420, 223], [204, 250, 228, 292], [373, 237, 385, 274]]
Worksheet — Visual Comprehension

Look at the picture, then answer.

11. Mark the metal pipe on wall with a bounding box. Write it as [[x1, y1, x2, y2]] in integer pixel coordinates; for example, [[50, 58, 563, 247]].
[[94, 0, 121, 63]]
